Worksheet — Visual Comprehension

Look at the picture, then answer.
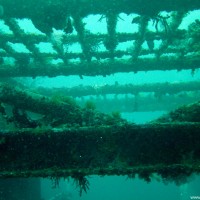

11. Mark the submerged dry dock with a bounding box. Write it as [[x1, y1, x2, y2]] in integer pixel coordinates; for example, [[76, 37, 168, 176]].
[[0, 0, 200, 189]]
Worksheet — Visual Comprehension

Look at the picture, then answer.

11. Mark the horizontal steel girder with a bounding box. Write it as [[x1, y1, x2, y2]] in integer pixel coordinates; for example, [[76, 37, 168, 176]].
[[1, 123, 200, 180]]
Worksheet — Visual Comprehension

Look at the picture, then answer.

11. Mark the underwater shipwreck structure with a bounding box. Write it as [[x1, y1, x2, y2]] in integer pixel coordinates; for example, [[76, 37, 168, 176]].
[[0, 0, 200, 196]]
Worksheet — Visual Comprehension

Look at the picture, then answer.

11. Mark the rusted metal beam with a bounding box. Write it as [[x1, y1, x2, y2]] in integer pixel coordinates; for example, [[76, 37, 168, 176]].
[[76, 93, 200, 112], [1, 0, 200, 34], [0, 83, 127, 127], [0, 55, 199, 78], [0, 31, 186, 48], [132, 16, 148, 59], [156, 11, 186, 58], [37, 81, 200, 97], [1, 0, 200, 19], [104, 12, 118, 58], [72, 13, 93, 62], [36, 83, 200, 112], [1, 123, 200, 180], [0, 83, 82, 125]]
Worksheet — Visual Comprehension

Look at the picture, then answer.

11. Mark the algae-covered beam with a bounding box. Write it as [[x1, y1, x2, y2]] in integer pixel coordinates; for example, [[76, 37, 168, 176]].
[[132, 16, 148, 59], [76, 93, 200, 112], [0, 55, 199, 78], [4, 18, 67, 64], [3, 18, 46, 65], [8, 88, 200, 113], [1, 0, 200, 19], [156, 11, 186, 58], [37, 81, 200, 97], [0, 83, 82, 125], [0, 31, 186, 48], [155, 101, 200, 123], [1, 123, 200, 178], [0, 83, 127, 127], [0, 46, 189, 65], [104, 12, 118, 59], [1, 0, 200, 35], [72, 13, 93, 62]]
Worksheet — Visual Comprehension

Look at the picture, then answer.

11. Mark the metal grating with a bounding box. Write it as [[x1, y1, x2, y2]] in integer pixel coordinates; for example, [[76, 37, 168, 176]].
[[0, 1, 200, 78], [1, 0, 200, 183]]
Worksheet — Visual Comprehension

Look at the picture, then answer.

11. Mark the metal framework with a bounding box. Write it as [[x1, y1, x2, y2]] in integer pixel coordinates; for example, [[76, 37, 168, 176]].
[[0, 1, 200, 77], [0, 0, 200, 186]]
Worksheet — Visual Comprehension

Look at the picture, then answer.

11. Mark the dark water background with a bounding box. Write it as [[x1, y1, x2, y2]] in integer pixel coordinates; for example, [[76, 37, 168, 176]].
[[41, 175, 200, 200]]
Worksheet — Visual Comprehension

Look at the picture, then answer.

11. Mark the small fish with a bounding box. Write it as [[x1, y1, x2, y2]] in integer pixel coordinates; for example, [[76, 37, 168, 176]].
[[132, 16, 141, 24], [64, 17, 73, 34], [146, 39, 154, 51]]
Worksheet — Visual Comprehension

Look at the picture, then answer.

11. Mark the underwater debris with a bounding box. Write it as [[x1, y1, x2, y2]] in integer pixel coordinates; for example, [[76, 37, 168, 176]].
[[72, 174, 90, 196], [151, 12, 170, 33], [156, 11, 186, 58], [64, 17, 74, 34], [50, 174, 90, 196], [132, 12, 170, 33], [10, 107, 39, 128]]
